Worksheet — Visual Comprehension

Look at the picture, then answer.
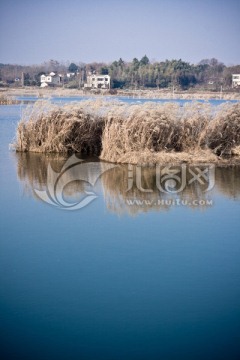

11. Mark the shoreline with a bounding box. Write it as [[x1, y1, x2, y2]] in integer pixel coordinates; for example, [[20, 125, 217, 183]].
[[100, 150, 240, 166], [13, 149, 240, 166], [14, 149, 240, 166], [1, 87, 240, 101]]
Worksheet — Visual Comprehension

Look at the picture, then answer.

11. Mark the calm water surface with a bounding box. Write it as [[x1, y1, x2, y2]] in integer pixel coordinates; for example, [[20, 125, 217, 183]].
[[0, 103, 240, 360], [15, 94, 240, 106]]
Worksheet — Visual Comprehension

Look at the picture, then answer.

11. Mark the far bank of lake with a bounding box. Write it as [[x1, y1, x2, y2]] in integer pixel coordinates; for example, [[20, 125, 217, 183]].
[[1, 86, 240, 101]]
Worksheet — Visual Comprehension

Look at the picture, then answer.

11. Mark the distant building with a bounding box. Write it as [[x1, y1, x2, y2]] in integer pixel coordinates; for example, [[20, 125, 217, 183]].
[[66, 72, 76, 78], [40, 72, 62, 87], [84, 74, 110, 89], [232, 74, 240, 88]]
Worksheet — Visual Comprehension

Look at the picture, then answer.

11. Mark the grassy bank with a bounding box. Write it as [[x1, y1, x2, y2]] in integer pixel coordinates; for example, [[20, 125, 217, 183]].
[[14, 100, 240, 165]]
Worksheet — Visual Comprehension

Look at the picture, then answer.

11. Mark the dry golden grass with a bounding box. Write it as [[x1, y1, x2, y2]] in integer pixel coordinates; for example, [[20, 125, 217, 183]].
[[200, 103, 240, 155], [100, 101, 240, 164], [232, 145, 240, 156], [15, 100, 240, 164], [0, 94, 20, 105], [16, 100, 105, 154]]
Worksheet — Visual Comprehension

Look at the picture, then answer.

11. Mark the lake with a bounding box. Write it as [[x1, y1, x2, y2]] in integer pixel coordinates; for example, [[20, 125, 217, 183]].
[[0, 100, 240, 360], [14, 94, 240, 106]]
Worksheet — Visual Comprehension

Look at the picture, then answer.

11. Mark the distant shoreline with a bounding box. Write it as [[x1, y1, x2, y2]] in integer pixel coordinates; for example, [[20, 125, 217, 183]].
[[1, 87, 240, 101]]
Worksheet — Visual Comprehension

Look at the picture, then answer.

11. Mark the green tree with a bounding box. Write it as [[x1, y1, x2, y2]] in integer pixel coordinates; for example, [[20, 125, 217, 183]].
[[35, 71, 45, 86], [132, 58, 140, 70], [68, 63, 78, 73], [118, 58, 125, 68], [140, 55, 149, 66], [100, 67, 109, 75]]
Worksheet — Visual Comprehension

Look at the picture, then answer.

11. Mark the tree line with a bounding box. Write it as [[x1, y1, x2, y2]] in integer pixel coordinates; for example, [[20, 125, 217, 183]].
[[0, 57, 240, 90]]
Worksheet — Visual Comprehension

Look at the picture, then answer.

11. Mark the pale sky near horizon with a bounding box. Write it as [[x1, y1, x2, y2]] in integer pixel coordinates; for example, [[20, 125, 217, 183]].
[[0, 0, 239, 66]]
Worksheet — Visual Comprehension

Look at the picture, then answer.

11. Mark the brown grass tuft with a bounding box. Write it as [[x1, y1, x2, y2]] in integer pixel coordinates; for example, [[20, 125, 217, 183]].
[[200, 103, 240, 155], [15, 100, 105, 154], [14, 100, 240, 164]]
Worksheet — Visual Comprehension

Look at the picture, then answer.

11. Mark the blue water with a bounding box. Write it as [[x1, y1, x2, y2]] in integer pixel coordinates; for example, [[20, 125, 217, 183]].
[[0, 104, 240, 360], [15, 94, 239, 106], [115, 96, 239, 106]]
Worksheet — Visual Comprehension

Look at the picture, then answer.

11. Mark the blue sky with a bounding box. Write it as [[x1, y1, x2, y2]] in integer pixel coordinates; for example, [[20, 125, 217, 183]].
[[0, 0, 239, 65]]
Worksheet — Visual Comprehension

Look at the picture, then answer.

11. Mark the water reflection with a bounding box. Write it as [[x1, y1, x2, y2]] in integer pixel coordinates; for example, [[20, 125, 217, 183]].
[[15, 153, 240, 215]]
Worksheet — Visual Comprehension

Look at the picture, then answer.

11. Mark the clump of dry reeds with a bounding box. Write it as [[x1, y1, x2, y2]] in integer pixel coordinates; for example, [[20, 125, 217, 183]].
[[100, 101, 240, 164], [15, 99, 240, 164], [15, 100, 105, 154], [100, 102, 215, 163], [200, 103, 240, 155]]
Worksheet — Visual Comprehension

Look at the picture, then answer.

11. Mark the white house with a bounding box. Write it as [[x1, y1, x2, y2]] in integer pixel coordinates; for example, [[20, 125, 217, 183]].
[[66, 72, 76, 78], [232, 74, 240, 88], [84, 74, 110, 89], [40, 72, 62, 87]]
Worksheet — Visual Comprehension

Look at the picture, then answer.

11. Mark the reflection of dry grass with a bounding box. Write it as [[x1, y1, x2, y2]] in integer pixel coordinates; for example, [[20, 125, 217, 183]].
[[101, 164, 218, 215], [15, 152, 86, 198], [214, 166, 240, 199], [15, 153, 240, 215], [101, 165, 167, 215], [17, 152, 67, 186], [15, 100, 240, 164]]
